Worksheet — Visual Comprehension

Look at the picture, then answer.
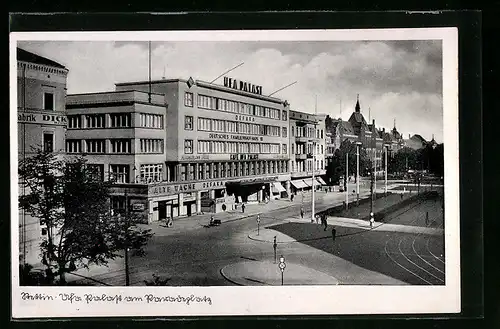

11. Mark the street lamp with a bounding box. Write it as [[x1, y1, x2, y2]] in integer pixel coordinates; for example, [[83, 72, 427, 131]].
[[356, 142, 362, 205], [384, 144, 390, 196]]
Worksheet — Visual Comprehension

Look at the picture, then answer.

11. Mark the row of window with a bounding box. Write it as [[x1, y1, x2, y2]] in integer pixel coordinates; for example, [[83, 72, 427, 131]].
[[291, 125, 324, 139], [191, 116, 285, 137], [66, 139, 163, 154], [178, 160, 289, 181], [291, 159, 325, 172], [186, 140, 285, 155], [291, 143, 324, 155], [184, 92, 287, 121], [67, 113, 164, 129]]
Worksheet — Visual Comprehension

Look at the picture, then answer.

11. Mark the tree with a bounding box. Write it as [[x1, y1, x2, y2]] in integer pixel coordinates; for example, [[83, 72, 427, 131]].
[[19, 149, 153, 285], [325, 139, 371, 187]]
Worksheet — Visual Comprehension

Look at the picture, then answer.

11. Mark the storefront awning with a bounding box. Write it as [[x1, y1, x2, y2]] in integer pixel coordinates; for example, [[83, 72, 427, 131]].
[[302, 180, 311, 187], [303, 179, 320, 187], [290, 180, 307, 189], [317, 177, 327, 185], [272, 182, 286, 193]]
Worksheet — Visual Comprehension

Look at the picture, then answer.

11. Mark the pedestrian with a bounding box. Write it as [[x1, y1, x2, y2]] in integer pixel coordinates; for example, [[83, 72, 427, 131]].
[[331, 227, 337, 241], [210, 215, 214, 226], [315, 214, 320, 224], [323, 214, 328, 231], [291, 194, 294, 202], [300, 207, 304, 219], [242, 203, 245, 213], [370, 212, 375, 228]]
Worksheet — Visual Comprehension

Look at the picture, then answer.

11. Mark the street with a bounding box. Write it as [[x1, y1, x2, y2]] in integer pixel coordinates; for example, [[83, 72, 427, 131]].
[[68, 184, 445, 287]]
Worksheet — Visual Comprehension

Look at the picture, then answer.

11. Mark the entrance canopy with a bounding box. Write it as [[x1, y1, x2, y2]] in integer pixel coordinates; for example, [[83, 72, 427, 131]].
[[272, 182, 286, 193], [290, 180, 307, 189], [317, 177, 327, 185]]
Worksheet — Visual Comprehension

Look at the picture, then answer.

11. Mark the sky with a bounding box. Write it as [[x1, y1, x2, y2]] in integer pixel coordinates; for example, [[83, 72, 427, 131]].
[[18, 39, 443, 142]]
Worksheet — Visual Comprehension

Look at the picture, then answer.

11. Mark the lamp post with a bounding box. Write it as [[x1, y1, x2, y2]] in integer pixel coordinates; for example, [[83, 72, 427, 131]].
[[384, 144, 389, 196], [345, 152, 348, 210], [124, 187, 130, 286], [356, 142, 362, 205], [311, 136, 316, 224]]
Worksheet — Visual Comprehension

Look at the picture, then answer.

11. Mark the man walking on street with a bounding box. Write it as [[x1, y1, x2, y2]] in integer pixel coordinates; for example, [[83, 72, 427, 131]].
[[242, 203, 246, 213], [300, 206, 304, 219], [323, 214, 328, 231]]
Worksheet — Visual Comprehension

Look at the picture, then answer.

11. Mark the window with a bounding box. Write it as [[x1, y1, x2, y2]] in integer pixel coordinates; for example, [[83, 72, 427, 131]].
[[68, 115, 81, 129], [198, 164, 204, 180], [198, 117, 211, 131], [226, 121, 237, 133], [291, 126, 295, 137], [282, 144, 287, 154], [206, 164, 211, 179], [321, 160, 324, 170], [250, 124, 260, 135], [85, 114, 105, 128], [291, 144, 295, 154], [321, 145, 324, 154], [66, 140, 81, 153], [140, 164, 163, 183], [188, 164, 195, 180], [282, 127, 287, 138], [249, 143, 260, 153], [185, 116, 193, 130], [140, 139, 163, 153], [87, 164, 104, 181], [261, 143, 270, 153], [43, 133, 54, 152], [321, 129, 323, 139], [44, 92, 54, 111], [139, 113, 163, 128], [239, 143, 249, 154], [184, 92, 194, 107], [212, 163, 218, 178], [86, 139, 105, 153], [110, 139, 131, 153], [110, 164, 129, 183], [213, 141, 225, 154], [270, 144, 280, 154], [227, 142, 237, 153], [184, 139, 193, 154], [109, 113, 131, 128], [110, 196, 126, 215], [213, 119, 225, 132], [282, 110, 287, 121], [197, 94, 215, 109], [198, 140, 211, 154]]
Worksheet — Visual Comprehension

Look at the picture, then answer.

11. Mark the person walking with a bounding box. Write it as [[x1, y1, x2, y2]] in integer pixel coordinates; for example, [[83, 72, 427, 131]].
[[291, 194, 294, 202], [315, 214, 320, 224], [300, 206, 304, 219], [210, 215, 214, 226], [242, 203, 246, 213], [323, 214, 328, 231]]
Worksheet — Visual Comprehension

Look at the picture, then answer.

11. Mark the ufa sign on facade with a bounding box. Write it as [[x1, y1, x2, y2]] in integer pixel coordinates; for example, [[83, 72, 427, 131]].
[[223, 77, 263, 95]]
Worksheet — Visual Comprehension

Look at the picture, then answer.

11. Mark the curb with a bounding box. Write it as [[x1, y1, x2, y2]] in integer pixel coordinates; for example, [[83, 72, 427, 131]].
[[219, 267, 243, 286]]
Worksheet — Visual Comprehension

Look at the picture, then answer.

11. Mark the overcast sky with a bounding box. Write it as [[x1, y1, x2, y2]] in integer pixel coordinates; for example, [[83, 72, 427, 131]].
[[18, 40, 443, 142]]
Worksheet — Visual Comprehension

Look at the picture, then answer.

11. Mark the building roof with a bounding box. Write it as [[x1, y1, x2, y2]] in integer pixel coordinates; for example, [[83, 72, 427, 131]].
[[348, 112, 367, 125], [411, 134, 427, 143], [17, 48, 67, 69]]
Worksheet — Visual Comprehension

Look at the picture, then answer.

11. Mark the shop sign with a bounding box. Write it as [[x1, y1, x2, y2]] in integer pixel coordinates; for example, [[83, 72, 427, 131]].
[[229, 154, 258, 160], [132, 203, 145, 211], [180, 155, 210, 161], [18, 112, 67, 126], [201, 180, 226, 189], [223, 77, 262, 95], [208, 133, 259, 141], [149, 182, 196, 196]]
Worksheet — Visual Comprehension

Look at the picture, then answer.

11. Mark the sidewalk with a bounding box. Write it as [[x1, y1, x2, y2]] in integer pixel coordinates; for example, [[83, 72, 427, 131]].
[[220, 260, 340, 286]]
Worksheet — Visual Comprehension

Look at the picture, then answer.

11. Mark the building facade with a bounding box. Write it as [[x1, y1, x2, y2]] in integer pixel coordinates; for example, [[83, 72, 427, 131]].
[[71, 77, 291, 221], [17, 48, 69, 265], [288, 110, 327, 193]]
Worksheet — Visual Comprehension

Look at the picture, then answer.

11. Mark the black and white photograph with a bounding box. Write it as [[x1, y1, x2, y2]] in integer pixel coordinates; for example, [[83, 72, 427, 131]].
[[11, 28, 460, 317]]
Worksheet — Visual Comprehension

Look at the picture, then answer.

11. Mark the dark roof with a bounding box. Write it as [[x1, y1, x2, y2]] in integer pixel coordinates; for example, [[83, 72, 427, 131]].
[[17, 48, 67, 69], [339, 120, 355, 135], [348, 112, 367, 125], [411, 134, 427, 143]]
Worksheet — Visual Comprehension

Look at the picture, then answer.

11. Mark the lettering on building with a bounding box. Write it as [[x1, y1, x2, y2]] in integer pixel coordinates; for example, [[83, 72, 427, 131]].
[[229, 154, 259, 160], [180, 155, 210, 161], [18, 112, 67, 126], [208, 133, 259, 141], [223, 77, 262, 95], [202, 180, 226, 189]]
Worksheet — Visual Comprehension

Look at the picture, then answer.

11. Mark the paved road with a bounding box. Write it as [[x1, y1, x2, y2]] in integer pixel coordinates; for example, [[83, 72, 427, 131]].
[[68, 186, 445, 286]]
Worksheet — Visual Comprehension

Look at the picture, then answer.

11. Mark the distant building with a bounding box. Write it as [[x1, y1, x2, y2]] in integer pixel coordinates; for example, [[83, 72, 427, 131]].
[[17, 48, 69, 265], [405, 134, 428, 150], [288, 110, 327, 193]]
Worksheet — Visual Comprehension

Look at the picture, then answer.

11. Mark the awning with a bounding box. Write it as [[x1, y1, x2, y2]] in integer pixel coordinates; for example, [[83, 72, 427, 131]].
[[290, 180, 307, 189], [317, 177, 327, 185], [272, 182, 286, 193], [302, 179, 312, 187]]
